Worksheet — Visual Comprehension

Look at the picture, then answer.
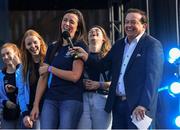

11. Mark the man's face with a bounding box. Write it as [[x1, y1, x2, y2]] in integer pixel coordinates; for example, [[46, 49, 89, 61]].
[[125, 12, 146, 42]]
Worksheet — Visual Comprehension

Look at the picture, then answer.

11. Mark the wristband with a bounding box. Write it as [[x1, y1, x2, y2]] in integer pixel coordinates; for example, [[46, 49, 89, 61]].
[[48, 66, 52, 73], [99, 82, 104, 89]]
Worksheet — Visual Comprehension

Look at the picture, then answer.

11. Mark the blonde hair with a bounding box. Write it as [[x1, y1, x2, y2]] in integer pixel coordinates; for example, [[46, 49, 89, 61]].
[[20, 29, 47, 83]]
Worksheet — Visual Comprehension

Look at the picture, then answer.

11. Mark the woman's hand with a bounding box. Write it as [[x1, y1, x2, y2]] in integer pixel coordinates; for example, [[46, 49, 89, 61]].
[[12, 55, 21, 66], [39, 63, 49, 76], [5, 84, 16, 93], [23, 115, 33, 128], [30, 105, 39, 122], [84, 79, 100, 90], [5, 100, 16, 109]]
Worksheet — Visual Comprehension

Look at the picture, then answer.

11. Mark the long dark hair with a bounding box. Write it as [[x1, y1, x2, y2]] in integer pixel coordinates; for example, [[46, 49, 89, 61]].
[[58, 9, 87, 45]]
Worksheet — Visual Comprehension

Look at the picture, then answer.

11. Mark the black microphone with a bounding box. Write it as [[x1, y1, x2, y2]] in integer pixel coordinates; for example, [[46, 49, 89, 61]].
[[62, 30, 79, 59], [62, 30, 74, 48]]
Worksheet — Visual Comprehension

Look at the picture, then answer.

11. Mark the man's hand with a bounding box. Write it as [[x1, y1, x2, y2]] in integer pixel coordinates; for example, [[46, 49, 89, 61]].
[[69, 47, 88, 61], [132, 106, 147, 121]]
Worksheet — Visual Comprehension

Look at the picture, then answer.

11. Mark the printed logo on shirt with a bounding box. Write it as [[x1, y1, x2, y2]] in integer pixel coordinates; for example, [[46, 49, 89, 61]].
[[64, 51, 73, 58]]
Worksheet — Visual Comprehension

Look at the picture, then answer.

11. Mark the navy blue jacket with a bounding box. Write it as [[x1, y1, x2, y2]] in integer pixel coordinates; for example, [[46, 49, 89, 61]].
[[86, 33, 164, 118]]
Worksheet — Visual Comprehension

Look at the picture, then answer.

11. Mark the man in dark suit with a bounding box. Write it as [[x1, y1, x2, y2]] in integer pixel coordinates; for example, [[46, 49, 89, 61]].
[[71, 8, 164, 129]]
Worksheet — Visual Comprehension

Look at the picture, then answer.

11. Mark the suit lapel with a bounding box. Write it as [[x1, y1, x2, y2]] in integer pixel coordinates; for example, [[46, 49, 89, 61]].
[[112, 39, 125, 89], [116, 41, 125, 70], [125, 33, 146, 72]]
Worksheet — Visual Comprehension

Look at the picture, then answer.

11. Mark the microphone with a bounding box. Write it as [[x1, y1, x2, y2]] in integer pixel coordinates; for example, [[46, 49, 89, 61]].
[[62, 30, 79, 59], [62, 30, 74, 48]]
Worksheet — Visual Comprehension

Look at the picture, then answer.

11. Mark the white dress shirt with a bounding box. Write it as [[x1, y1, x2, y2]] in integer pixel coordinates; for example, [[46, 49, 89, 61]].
[[116, 32, 145, 96]]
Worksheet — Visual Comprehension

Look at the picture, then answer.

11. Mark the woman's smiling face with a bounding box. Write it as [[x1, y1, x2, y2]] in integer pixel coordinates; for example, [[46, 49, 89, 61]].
[[61, 13, 79, 39], [25, 35, 41, 56]]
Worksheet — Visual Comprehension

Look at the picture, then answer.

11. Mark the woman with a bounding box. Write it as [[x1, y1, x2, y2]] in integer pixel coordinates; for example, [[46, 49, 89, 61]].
[[30, 9, 88, 129], [20, 29, 47, 128], [78, 25, 112, 129], [0, 43, 22, 129]]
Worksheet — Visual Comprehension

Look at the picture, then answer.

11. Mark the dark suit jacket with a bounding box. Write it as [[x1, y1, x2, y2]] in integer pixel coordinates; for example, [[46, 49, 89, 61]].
[[86, 33, 164, 119]]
